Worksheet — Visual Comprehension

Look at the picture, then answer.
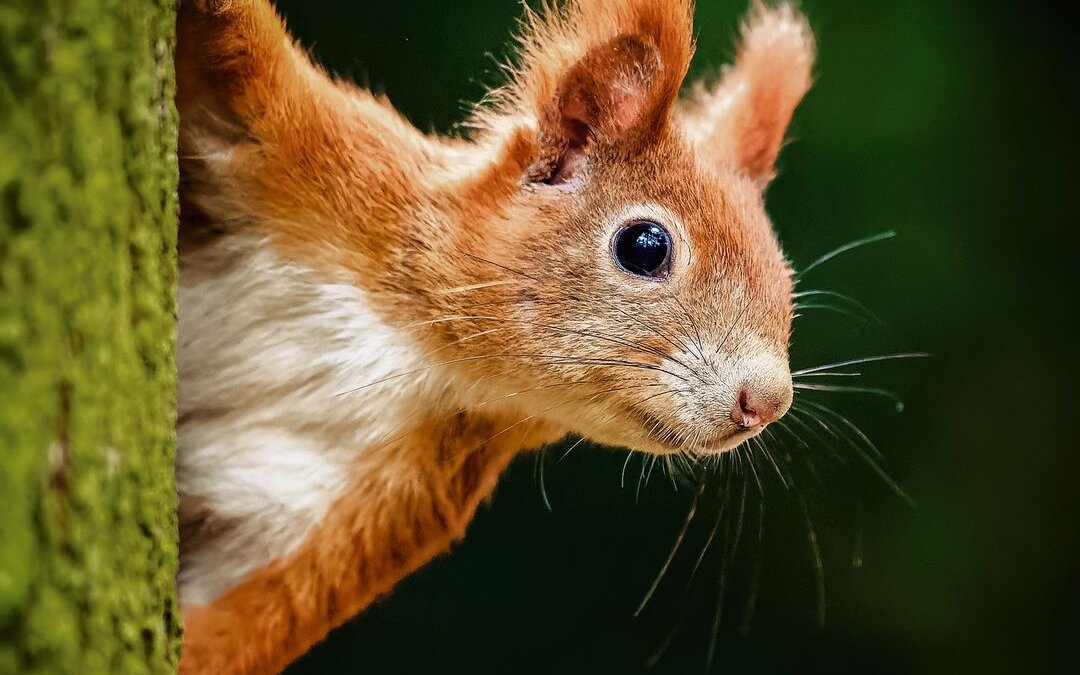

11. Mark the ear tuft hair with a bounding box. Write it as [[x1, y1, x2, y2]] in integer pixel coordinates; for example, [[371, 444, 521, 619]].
[[473, 0, 695, 181], [510, 0, 694, 118]]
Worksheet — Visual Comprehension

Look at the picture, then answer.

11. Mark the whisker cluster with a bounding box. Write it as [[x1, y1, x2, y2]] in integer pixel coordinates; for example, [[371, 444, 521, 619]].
[[630, 232, 926, 671]]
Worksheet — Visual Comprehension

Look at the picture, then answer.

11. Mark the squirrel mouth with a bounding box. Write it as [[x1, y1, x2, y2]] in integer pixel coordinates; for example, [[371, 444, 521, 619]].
[[630, 408, 752, 455]]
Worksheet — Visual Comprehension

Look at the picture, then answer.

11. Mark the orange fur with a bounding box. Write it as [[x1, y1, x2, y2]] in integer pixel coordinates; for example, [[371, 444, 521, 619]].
[[680, 1, 815, 182], [175, 0, 816, 672], [180, 415, 560, 675]]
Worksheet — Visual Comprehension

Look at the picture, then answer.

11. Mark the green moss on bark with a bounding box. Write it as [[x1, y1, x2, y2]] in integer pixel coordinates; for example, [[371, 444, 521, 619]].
[[0, 0, 180, 673]]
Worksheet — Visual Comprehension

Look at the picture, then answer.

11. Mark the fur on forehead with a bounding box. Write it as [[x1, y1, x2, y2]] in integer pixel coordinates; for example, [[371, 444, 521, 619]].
[[475, 0, 695, 133]]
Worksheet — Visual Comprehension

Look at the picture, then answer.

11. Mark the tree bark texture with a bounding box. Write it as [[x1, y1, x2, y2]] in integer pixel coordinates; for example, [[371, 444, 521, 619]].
[[0, 1, 181, 673]]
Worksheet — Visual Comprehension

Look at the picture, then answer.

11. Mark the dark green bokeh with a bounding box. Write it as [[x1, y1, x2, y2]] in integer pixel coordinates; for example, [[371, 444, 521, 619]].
[[275, 1, 1077, 673]]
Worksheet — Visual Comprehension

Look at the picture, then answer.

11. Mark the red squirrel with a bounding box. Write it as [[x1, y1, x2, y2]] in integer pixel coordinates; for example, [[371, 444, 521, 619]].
[[175, 0, 814, 672]]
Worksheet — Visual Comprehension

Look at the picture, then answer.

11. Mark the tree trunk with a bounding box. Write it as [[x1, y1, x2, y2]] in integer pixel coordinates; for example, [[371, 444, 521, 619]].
[[0, 1, 181, 673]]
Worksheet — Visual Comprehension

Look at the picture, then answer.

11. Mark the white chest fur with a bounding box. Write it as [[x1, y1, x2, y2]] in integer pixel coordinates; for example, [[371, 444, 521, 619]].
[[175, 238, 446, 605]]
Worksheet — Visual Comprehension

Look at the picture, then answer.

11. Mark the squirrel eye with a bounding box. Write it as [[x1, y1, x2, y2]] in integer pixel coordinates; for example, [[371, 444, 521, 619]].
[[612, 221, 672, 279]]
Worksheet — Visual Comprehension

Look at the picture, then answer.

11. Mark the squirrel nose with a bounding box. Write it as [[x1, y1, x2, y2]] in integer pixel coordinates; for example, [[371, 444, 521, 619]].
[[731, 384, 785, 429], [725, 353, 793, 431]]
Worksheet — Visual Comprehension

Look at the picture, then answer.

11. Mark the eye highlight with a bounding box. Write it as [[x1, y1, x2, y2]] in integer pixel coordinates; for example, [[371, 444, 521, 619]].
[[612, 221, 672, 279]]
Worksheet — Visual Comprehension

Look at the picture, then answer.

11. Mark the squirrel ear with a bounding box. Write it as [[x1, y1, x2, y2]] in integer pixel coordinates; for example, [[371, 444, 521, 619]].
[[681, 3, 815, 184], [499, 0, 694, 186], [531, 35, 665, 185]]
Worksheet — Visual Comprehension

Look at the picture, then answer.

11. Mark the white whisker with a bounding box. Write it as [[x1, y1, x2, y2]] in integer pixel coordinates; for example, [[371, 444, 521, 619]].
[[797, 230, 896, 277]]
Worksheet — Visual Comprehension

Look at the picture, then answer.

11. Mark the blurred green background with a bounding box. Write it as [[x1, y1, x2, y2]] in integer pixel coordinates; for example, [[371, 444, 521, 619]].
[[273, 1, 1076, 673]]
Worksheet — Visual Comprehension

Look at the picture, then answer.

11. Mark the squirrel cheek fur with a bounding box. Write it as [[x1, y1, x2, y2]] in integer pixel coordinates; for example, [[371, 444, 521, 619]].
[[174, 0, 815, 673]]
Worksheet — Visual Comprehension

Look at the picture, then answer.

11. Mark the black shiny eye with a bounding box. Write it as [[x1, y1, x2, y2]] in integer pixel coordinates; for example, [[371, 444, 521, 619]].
[[612, 221, 672, 279]]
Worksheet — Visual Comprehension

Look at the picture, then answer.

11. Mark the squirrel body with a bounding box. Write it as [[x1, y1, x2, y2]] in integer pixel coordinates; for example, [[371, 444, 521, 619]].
[[175, 1, 815, 672]]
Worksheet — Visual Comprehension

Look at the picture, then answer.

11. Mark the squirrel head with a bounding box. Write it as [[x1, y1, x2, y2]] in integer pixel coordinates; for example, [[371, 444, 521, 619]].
[[424, 0, 816, 454]]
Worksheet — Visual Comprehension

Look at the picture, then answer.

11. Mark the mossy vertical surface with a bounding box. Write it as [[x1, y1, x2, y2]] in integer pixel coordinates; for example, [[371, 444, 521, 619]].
[[0, 0, 180, 673]]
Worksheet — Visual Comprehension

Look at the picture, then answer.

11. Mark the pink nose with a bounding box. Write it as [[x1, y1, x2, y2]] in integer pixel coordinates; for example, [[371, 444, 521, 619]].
[[731, 385, 783, 429]]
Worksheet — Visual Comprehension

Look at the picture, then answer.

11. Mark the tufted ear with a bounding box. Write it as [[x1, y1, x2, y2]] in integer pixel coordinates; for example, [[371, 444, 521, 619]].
[[681, 3, 815, 185], [491, 0, 694, 186], [533, 34, 670, 184]]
